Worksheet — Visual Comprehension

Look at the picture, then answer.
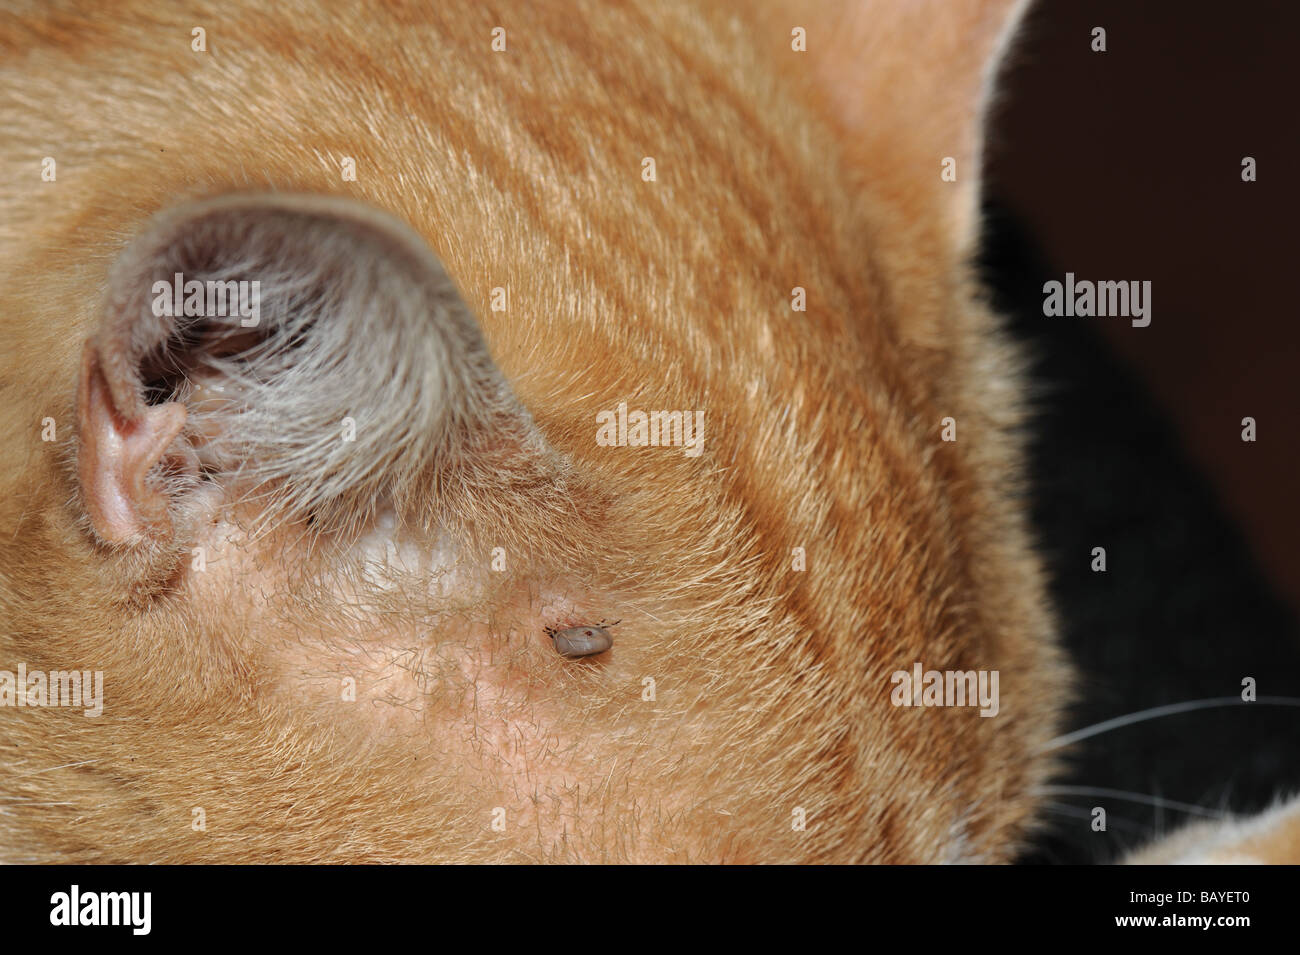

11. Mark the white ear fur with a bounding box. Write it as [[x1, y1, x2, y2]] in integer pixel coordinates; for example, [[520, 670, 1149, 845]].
[[81, 193, 543, 549]]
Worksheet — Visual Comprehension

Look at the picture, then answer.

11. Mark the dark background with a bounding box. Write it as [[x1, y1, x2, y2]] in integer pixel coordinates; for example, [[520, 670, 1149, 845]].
[[981, 1, 1300, 863]]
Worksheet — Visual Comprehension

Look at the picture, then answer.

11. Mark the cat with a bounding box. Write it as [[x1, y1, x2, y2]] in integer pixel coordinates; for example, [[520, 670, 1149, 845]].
[[0, 0, 1294, 863]]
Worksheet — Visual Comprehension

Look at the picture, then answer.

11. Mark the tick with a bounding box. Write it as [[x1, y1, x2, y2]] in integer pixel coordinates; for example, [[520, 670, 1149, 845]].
[[544, 619, 620, 658]]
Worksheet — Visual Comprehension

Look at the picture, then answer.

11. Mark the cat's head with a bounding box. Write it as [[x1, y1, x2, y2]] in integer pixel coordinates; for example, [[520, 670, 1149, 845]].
[[0, 0, 1068, 862]]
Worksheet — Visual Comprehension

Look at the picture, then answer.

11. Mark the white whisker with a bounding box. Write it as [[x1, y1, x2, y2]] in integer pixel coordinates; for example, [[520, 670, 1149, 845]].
[[1036, 786, 1224, 819], [1040, 801, 1148, 834], [1039, 696, 1300, 752]]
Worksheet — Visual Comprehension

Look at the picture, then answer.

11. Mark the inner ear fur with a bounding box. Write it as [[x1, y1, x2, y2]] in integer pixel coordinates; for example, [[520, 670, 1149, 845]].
[[76, 193, 546, 572]]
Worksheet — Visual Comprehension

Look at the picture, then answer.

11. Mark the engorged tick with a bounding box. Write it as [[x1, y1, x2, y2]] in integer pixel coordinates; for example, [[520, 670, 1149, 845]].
[[544, 619, 620, 658]]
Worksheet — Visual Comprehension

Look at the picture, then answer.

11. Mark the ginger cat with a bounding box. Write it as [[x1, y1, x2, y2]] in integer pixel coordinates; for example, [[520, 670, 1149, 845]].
[[1, 0, 1294, 863]]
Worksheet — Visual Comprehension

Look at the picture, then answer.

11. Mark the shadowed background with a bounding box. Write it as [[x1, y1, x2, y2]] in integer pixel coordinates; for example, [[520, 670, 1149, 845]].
[[980, 0, 1300, 863]]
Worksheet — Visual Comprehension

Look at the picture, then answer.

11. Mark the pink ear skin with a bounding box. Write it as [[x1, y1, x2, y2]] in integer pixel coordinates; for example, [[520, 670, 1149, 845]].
[[76, 343, 189, 545]]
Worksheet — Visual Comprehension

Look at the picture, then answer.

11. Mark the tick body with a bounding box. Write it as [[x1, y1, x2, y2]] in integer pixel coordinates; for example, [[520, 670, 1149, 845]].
[[545, 619, 619, 658]]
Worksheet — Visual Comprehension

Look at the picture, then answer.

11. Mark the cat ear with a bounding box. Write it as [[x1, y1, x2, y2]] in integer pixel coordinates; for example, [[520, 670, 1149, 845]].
[[757, 0, 1029, 256], [76, 194, 543, 561]]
